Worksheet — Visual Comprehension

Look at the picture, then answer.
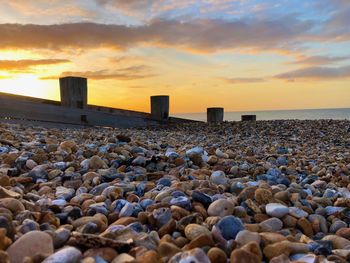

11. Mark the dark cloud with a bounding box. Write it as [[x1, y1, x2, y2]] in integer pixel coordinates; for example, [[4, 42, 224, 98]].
[[223, 77, 266, 84], [274, 65, 350, 80], [41, 65, 155, 80], [0, 59, 70, 70], [289, 55, 350, 66], [0, 17, 313, 53]]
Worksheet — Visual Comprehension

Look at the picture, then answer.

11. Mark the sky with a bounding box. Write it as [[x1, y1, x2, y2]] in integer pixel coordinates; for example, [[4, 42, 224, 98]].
[[0, 0, 349, 113]]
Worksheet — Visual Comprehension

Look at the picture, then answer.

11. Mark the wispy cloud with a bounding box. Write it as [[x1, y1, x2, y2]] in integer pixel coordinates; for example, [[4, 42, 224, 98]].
[[0, 59, 70, 70], [289, 55, 350, 66], [223, 77, 266, 84], [274, 65, 350, 81], [41, 65, 155, 80]]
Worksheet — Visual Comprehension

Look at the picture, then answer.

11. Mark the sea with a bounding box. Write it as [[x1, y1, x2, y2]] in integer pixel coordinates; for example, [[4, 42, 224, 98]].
[[173, 108, 350, 122]]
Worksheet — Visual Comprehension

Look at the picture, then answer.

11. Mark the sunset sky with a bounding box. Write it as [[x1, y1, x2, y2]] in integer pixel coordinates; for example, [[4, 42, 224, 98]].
[[0, 0, 349, 113]]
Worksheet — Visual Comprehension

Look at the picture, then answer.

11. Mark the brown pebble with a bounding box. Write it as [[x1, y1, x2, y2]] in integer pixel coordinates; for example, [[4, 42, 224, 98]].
[[158, 241, 181, 258], [208, 247, 227, 263]]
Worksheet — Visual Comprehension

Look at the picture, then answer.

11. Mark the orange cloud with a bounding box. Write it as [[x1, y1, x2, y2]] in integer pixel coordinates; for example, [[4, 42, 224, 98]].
[[0, 59, 70, 70], [41, 65, 155, 80], [0, 17, 313, 53], [223, 77, 266, 84]]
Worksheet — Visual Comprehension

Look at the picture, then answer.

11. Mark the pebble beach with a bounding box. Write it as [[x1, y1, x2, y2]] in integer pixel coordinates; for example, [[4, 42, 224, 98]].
[[1, 120, 350, 263]]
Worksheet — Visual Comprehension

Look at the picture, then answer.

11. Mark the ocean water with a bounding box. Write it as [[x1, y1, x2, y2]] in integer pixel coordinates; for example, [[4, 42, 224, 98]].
[[173, 108, 350, 122]]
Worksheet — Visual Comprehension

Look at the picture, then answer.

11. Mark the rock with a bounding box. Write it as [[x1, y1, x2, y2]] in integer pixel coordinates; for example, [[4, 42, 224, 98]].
[[53, 228, 71, 249], [265, 203, 289, 218], [192, 191, 212, 207], [168, 248, 210, 263], [210, 170, 227, 185], [60, 140, 76, 152], [84, 247, 118, 262], [184, 224, 210, 240], [25, 159, 38, 170], [89, 155, 108, 170], [259, 218, 283, 232], [329, 221, 347, 234], [336, 228, 350, 239], [135, 250, 160, 263], [158, 219, 176, 237], [288, 207, 308, 218], [186, 234, 214, 249], [158, 242, 181, 258], [0, 186, 20, 199], [235, 230, 261, 245], [282, 215, 297, 228], [42, 246, 82, 263], [119, 202, 134, 217], [263, 240, 309, 260], [0, 228, 11, 250], [322, 235, 350, 249], [0, 216, 15, 240], [207, 199, 234, 217], [0, 198, 25, 214], [116, 134, 131, 143], [254, 188, 273, 205], [230, 241, 262, 263], [132, 156, 146, 166], [207, 247, 227, 263], [207, 155, 218, 165], [0, 175, 10, 187], [7, 231, 54, 263], [297, 217, 314, 237], [309, 214, 328, 234], [215, 216, 245, 240], [260, 232, 287, 246]]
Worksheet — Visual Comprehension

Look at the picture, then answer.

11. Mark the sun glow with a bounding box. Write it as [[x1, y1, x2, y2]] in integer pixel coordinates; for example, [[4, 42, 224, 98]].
[[0, 74, 59, 100]]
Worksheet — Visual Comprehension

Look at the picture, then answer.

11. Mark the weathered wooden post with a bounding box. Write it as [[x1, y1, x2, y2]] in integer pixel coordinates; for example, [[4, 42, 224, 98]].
[[60, 76, 88, 109], [207, 107, 224, 123], [151, 95, 169, 120], [241, 115, 256, 121]]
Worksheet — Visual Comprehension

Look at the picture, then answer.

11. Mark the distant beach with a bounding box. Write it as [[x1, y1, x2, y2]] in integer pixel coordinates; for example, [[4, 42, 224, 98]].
[[173, 108, 350, 121]]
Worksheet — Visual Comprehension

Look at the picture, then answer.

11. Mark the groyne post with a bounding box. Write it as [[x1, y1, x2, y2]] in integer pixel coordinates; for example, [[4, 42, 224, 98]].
[[150, 95, 169, 120], [207, 107, 224, 123], [60, 77, 88, 109], [241, 115, 256, 121]]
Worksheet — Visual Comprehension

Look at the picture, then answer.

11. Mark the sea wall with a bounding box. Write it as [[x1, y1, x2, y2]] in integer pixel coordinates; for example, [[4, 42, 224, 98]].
[[0, 92, 162, 128]]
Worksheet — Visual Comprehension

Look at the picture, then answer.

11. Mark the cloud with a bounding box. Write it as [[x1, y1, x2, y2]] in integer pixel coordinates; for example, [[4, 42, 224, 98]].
[[0, 17, 313, 53], [274, 65, 350, 81], [289, 55, 350, 66], [41, 65, 155, 80], [0, 59, 70, 70], [223, 77, 266, 84]]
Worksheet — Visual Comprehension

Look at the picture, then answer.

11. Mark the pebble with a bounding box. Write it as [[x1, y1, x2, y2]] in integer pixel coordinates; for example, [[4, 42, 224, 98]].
[[259, 218, 283, 232], [7, 231, 54, 263], [0, 120, 350, 262], [210, 170, 227, 185], [215, 216, 245, 240], [289, 207, 309, 218], [207, 247, 227, 263], [169, 248, 210, 263], [184, 224, 210, 240], [265, 203, 289, 218], [42, 247, 82, 263], [207, 199, 234, 217], [112, 253, 135, 263], [235, 230, 261, 245]]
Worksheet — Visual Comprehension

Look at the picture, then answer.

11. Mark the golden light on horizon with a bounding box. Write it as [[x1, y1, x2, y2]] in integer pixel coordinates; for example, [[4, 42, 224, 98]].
[[0, 74, 59, 100]]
